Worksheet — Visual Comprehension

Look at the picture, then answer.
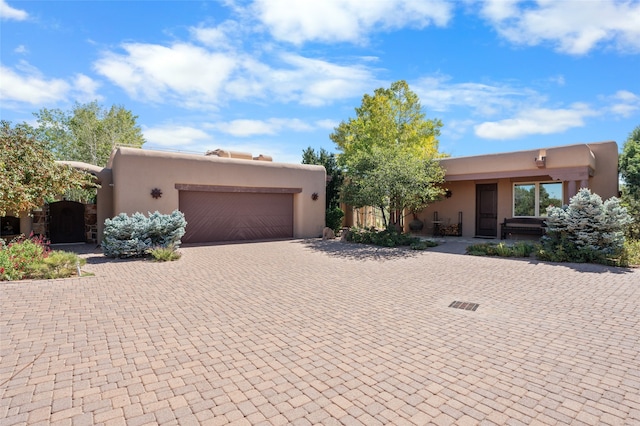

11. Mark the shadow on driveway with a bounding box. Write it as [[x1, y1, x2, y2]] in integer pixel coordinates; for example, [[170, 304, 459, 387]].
[[522, 257, 636, 275], [298, 239, 426, 261]]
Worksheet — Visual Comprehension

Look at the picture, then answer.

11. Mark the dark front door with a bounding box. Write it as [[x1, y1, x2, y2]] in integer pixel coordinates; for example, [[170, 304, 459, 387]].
[[476, 184, 497, 237], [49, 201, 86, 243]]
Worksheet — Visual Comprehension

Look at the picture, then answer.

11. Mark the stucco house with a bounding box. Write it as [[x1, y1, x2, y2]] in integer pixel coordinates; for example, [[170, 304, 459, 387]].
[[411, 141, 619, 239], [2, 148, 327, 245], [1, 140, 620, 245]]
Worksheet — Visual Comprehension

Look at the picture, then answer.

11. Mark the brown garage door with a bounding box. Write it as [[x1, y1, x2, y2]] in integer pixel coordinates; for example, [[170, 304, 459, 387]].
[[179, 191, 294, 243]]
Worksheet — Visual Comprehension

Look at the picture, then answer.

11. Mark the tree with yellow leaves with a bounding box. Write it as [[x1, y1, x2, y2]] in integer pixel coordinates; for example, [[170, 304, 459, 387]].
[[330, 80, 446, 229]]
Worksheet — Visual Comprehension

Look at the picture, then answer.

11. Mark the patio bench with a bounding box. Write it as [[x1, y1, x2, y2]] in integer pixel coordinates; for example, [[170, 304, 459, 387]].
[[500, 217, 546, 240]]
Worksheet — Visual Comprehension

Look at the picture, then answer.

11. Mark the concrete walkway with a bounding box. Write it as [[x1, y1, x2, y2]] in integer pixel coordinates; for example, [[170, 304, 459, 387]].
[[1, 239, 639, 425]]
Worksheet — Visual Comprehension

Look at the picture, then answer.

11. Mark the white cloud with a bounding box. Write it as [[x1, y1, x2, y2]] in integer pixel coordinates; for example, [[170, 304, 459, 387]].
[[143, 125, 211, 147], [315, 119, 339, 130], [0, 62, 103, 108], [212, 119, 276, 137], [94, 42, 237, 108], [606, 90, 640, 118], [0, 0, 28, 21], [414, 75, 540, 116], [479, 0, 640, 54], [415, 74, 638, 141], [252, 0, 453, 45], [267, 54, 376, 106], [73, 73, 102, 103], [210, 118, 313, 137], [474, 104, 597, 139], [479, 0, 519, 21], [14, 44, 28, 54], [0, 63, 70, 105], [548, 75, 565, 87], [190, 21, 240, 49], [94, 41, 377, 109], [441, 118, 475, 140]]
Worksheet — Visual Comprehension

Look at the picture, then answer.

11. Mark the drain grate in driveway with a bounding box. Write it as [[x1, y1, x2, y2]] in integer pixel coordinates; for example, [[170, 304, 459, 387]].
[[449, 301, 479, 311]]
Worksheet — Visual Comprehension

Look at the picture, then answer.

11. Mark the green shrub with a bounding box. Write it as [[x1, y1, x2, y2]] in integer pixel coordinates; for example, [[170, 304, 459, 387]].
[[28, 251, 87, 279], [0, 234, 86, 280], [409, 240, 438, 250], [620, 190, 639, 240], [511, 241, 536, 257], [466, 241, 535, 257], [1, 234, 50, 280], [538, 189, 632, 265], [622, 239, 640, 267], [346, 226, 436, 249], [325, 207, 344, 233], [102, 210, 187, 258], [148, 245, 182, 262]]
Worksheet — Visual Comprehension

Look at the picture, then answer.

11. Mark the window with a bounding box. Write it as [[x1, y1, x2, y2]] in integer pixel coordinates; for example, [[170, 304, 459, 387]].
[[513, 182, 563, 217]]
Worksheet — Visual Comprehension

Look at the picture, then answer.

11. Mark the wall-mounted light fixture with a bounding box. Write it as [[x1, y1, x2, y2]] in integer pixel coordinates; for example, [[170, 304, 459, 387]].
[[311, 192, 319, 201], [445, 190, 452, 198], [151, 188, 163, 199], [535, 149, 546, 168]]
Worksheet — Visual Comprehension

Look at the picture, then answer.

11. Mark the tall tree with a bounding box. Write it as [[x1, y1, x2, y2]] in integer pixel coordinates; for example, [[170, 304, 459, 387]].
[[34, 101, 145, 167], [301, 147, 343, 209], [0, 121, 94, 217], [620, 125, 640, 196], [330, 80, 445, 229], [619, 124, 640, 239]]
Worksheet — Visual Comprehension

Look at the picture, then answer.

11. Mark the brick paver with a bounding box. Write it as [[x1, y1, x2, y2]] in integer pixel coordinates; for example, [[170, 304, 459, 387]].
[[1, 239, 639, 425]]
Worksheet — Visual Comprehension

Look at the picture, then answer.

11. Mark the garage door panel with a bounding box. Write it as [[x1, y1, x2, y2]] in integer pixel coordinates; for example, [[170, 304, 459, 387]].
[[179, 191, 293, 243]]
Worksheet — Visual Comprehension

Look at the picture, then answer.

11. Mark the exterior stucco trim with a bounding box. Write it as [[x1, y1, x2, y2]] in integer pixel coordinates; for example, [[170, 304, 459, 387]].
[[546, 166, 594, 181], [445, 166, 592, 182], [175, 184, 303, 194]]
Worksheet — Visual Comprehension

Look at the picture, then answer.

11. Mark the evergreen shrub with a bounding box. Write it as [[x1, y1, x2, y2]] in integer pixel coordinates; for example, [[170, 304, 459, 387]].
[[537, 189, 632, 265], [325, 207, 344, 233], [102, 210, 187, 258]]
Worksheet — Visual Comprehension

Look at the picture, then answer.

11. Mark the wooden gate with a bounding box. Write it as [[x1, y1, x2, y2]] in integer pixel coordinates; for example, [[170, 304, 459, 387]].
[[49, 201, 85, 243]]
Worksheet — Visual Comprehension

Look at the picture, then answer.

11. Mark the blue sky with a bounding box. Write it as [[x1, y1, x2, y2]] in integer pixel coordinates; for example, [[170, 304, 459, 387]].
[[1, 0, 639, 164]]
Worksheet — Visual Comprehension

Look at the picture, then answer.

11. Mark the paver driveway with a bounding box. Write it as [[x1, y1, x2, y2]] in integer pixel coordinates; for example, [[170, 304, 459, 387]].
[[1, 239, 639, 425]]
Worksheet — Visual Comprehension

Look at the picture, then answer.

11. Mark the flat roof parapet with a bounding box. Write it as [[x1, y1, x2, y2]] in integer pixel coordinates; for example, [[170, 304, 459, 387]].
[[205, 149, 272, 161]]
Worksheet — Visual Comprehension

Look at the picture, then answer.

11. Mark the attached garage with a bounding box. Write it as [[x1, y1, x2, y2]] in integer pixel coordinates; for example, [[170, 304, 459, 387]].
[[177, 185, 301, 243], [102, 148, 326, 245]]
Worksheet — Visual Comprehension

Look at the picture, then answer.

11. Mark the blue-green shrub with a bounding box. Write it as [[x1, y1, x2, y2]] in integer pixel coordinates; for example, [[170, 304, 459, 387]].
[[538, 189, 632, 265], [102, 210, 187, 258]]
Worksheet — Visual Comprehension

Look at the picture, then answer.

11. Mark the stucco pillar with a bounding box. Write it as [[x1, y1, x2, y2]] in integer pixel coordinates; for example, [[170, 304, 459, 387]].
[[567, 180, 578, 199], [19, 213, 32, 237], [96, 168, 113, 244], [579, 179, 589, 191]]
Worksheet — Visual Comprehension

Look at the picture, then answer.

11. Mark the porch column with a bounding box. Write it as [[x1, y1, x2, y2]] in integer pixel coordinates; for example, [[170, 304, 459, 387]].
[[579, 179, 589, 191], [19, 213, 33, 236], [567, 180, 578, 199]]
